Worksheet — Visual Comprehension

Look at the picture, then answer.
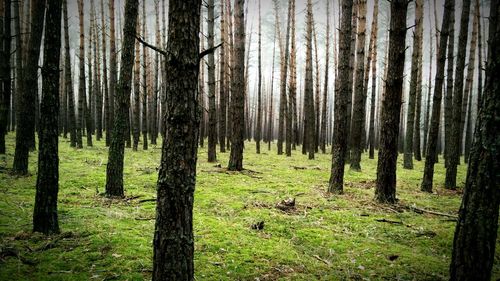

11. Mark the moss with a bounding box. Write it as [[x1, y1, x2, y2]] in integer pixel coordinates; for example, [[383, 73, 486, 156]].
[[0, 134, 498, 280]]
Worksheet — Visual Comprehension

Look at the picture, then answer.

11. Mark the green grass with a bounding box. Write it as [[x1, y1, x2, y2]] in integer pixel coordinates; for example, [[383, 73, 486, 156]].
[[0, 133, 498, 280]]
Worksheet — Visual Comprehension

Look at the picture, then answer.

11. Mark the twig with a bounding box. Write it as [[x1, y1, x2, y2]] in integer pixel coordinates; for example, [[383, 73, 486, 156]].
[[405, 205, 458, 219], [138, 198, 156, 204], [375, 218, 403, 225], [312, 254, 331, 266]]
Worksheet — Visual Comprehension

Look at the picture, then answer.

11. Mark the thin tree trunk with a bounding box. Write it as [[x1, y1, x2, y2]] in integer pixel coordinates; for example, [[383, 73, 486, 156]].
[[133, 20, 140, 151], [277, 0, 291, 156], [445, 0, 472, 189], [0, 0, 11, 154], [444, 0, 456, 167], [320, 0, 330, 154], [421, 0, 454, 193], [350, 0, 367, 170], [285, 0, 295, 156], [13, 0, 46, 174], [141, 0, 148, 150], [207, 0, 217, 161], [105, 0, 138, 197], [367, 0, 379, 160], [255, 0, 262, 154], [218, 0, 226, 152], [108, 0, 117, 143], [63, 0, 76, 148]]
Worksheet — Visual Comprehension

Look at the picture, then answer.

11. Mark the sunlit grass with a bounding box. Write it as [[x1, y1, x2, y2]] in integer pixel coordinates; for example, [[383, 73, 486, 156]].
[[0, 132, 497, 280]]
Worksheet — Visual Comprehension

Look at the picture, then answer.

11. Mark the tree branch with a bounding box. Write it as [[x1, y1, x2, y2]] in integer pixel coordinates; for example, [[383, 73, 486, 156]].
[[199, 42, 223, 61], [135, 35, 167, 56]]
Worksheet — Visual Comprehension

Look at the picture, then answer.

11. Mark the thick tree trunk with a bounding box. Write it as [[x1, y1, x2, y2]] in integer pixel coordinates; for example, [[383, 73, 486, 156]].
[[207, 0, 217, 161], [445, 0, 472, 189], [375, 0, 409, 203], [403, 0, 423, 169], [421, 0, 454, 193], [228, 0, 245, 171], [13, 0, 45, 174], [152, 1, 201, 279], [449, 1, 500, 278], [350, 0, 367, 170], [328, 0, 353, 193], [105, 0, 138, 197], [33, 0, 62, 235]]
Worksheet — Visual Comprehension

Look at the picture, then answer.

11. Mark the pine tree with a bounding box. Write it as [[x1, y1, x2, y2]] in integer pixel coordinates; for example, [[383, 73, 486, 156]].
[[33, 0, 62, 235], [255, 0, 263, 154], [449, 1, 499, 278], [374, 0, 409, 203], [421, 0, 454, 193], [367, 0, 379, 160], [105, 0, 138, 197], [207, 0, 217, 161], [328, 0, 353, 193], [152, 0, 202, 279], [13, 0, 46, 174], [403, 0, 423, 169], [228, 0, 245, 171], [445, 0, 472, 189], [0, 0, 11, 154]]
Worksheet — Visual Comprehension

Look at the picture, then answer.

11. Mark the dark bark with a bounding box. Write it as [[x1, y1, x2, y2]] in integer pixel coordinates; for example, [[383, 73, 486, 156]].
[[374, 0, 408, 203], [328, 0, 353, 193], [350, 0, 367, 170], [304, 0, 315, 160], [108, 0, 117, 144], [13, 0, 46, 174], [421, 0, 454, 193], [63, 0, 76, 148], [133, 23, 140, 151], [403, 0, 423, 169], [218, 0, 226, 152], [445, 0, 472, 189], [33, 0, 62, 235], [444, 0, 455, 167], [105, 0, 138, 197], [76, 0, 85, 149], [0, 0, 11, 154], [101, 0, 110, 146], [285, 0, 295, 157], [320, 0, 329, 154], [152, 0, 201, 279], [278, 0, 291, 156], [207, 0, 217, 161], [141, 0, 148, 150], [367, 0, 379, 160], [85, 20, 93, 147], [255, 0, 262, 154], [228, 0, 245, 171], [449, 1, 500, 278]]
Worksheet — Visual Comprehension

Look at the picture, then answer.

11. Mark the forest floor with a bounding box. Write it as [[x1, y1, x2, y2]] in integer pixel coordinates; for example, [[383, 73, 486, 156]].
[[0, 133, 498, 281]]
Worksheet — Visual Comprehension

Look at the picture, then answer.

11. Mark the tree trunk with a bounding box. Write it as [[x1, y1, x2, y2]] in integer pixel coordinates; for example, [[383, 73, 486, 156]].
[[350, 0, 367, 170], [277, 0, 291, 156], [420, 0, 454, 193], [304, 0, 315, 160], [328, 0, 353, 193], [132, 21, 140, 151], [141, 0, 148, 150], [105, 0, 138, 197], [403, 0, 423, 169], [0, 0, 11, 154], [33, 0, 62, 235], [289, 0, 298, 150], [218, 0, 226, 152], [285, 0, 295, 156], [152, 1, 201, 279], [63, 0, 76, 148], [207, 0, 217, 161], [445, 0, 472, 189], [267, 17, 277, 151], [367, 0, 379, 160], [449, 1, 500, 278], [319, 0, 329, 155], [13, 0, 45, 174], [228, 0, 245, 171], [101, 0, 110, 146], [444, 0, 456, 167], [374, 0, 409, 203], [108, 0, 117, 145], [86, 15, 93, 147], [255, 0, 263, 154]]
